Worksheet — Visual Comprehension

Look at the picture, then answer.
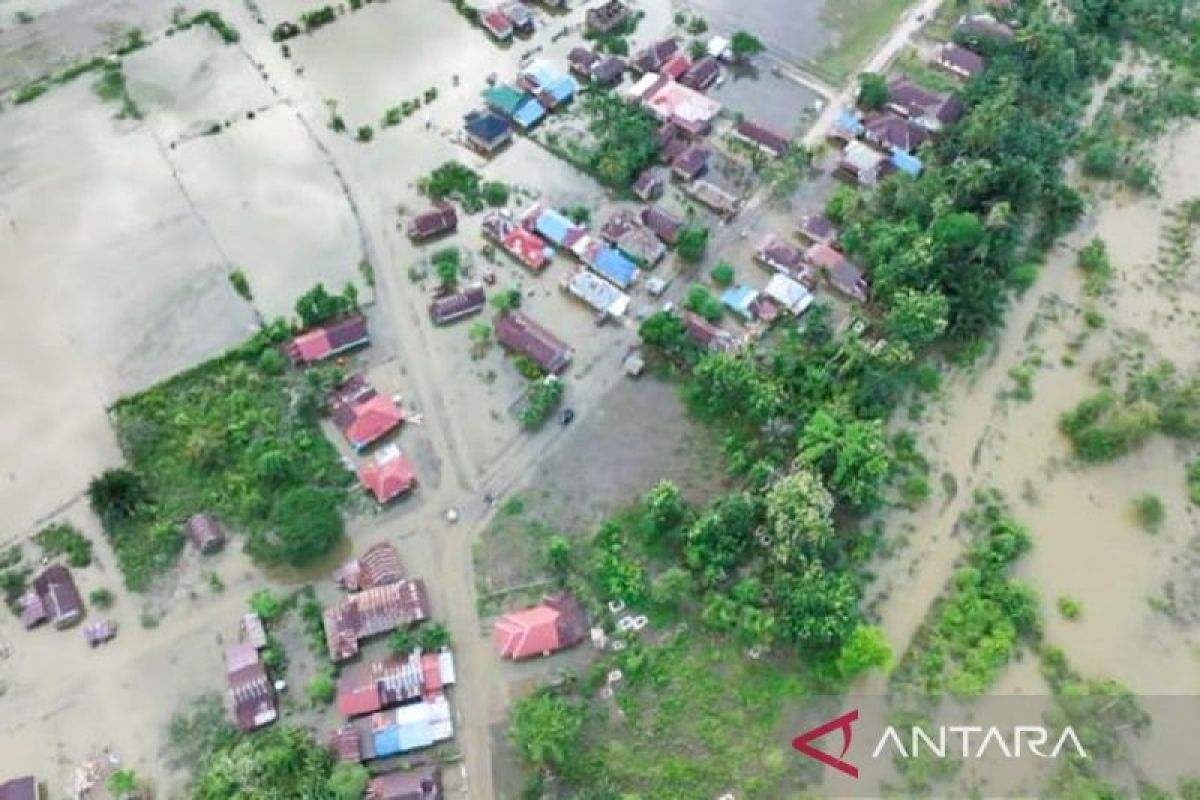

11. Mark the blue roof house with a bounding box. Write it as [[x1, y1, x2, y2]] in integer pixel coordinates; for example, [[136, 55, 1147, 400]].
[[589, 246, 639, 289], [513, 97, 548, 129], [890, 148, 923, 177], [721, 285, 759, 320], [523, 62, 579, 107], [534, 208, 586, 249], [836, 109, 865, 137]]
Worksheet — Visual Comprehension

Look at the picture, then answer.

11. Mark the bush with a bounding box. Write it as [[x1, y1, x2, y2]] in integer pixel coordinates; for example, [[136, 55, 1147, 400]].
[[520, 379, 564, 431], [491, 288, 521, 312], [36, 522, 94, 568], [14, 81, 48, 104], [709, 262, 735, 287], [417, 622, 451, 650], [432, 248, 462, 289], [677, 226, 710, 263], [684, 285, 723, 323], [301, 6, 337, 32], [250, 588, 284, 622], [513, 355, 545, 381], [422, 161, 485, 212], [307, 668, 336, 705], [1133, 494, 1164, 532], [1057, 596, 1082, 620], [90, 588, 115, 610], [355, 125, 374, 142], [295, 282, 357, 327], [1059, 390, 1158, 462], [1076, 238, 1113, 295], [482, 181, 510, 207], [229, 270, 252, 300]]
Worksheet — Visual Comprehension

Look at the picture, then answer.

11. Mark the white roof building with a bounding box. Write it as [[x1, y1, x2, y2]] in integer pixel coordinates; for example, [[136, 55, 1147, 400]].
[[764, 273, 816, 316], [563, 271, 631, 318]]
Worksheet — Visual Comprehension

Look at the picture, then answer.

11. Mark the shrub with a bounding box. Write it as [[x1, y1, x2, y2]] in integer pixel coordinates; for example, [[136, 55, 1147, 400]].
[[685, 285, 723, 323], [709, 262, 735, 286], [307, 668, 336, 705], [1059, 390, 1158, 462], [417, 622, 451, 650], [432, 248, 462, 289], [677, 226, 710, 263], [36, 522, 94, 568], [294, 282, 357, 327], [90, 588, 115, 609], [1076, 238, 1113, 295], [249, 588, 284, 622], [481, 181, 510, 207], [1133, 494, 1164, 532], [491, 288, 521, 312], [1057, 596, 1082, 620], [520, 379, 564, 431], [301, 6, 337, 32], [355, 125, 374, 142], [14, 81, 48, 104], [229, 270, 252, 300], [513, 355, 545, 381]]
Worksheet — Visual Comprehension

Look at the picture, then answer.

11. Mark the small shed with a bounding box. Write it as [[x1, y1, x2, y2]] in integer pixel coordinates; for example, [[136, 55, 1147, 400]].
[[185, 513, 227, 555]]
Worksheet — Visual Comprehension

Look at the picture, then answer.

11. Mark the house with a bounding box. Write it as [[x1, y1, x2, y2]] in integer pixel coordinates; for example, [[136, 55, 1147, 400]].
[[562, 271, 630, 318], [518, 61, 578, 109], [633, 76, 722, 133], [687, 179, 740, 219], [225, 642, 260, 673], [632, 38, 679, 74], [584, 241, 640, 289], [228, 659, 277, 732], [494, 593, 587, 660], [498, 1, 534, 35], [358, 446, 419, 505], [804, 242, 847, 273], [429, 284, 487, 325], [763, 273, 815, 316], [19, 565, 83, 630], [323, 577, 431, 662], [958, 13, 1015, 41], [406, 203, 458, 242], [671, 144, 710, 181], [661, 54, 691, 81], [721, 285, 760, 320], [632, 168, 665, 201], [863, 112, 929, 154], [481, 9, 513, 41], [885, 78, 963, 131], [681, 56, 720, 90], [331, 726, 362, 763], [353, 694, 454, 760], [735, 120, 790, 159], [590, 55, 627, 86], [241, 612, 268, 648], [641, 206, 683, 245], [936, 42, 985, 80], [615, 225, 667, 267], [834, 108, 866, 140], [755, 234, 814, 285], [836, 141, 887, 186], [463, 110, 513, 156], [184, 513, 226, 555], [336, 650, 456, 717], [494, 311, 574, 374], [826, 260, 870, 303], [330, 376, 405, 451], [285, 314, 369, 365], [483, 84, 547, 129], [335, 542, 405, 592], [522, 204, 587, 251], [681, 311, 739, 352], [368, 767, 443, 800], [0, 777, 41, 800], [585, 0, 629, 34], [797, 213, 838, 246], [599, 210, 639, 242], [567, 46, 601, 79], [891, 148, 923, 177], [482, 210, 553, 272]]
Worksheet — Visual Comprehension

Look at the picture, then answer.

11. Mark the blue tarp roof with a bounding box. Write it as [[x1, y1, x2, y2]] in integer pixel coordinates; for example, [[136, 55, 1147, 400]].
[[513, 97, 547, 129], [837, 110, 865, 136], [591, 246, 638, 289], [374, 727, 402, 758], [535, 208, 577, 246], [526, 64, 578, 103], [891, 148, 923, 176], [465, 111, 511, 141], [721, 285, 758, 315]]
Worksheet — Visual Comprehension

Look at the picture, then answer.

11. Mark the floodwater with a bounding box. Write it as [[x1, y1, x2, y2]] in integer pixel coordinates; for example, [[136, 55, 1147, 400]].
[[863, 121, 1200, 790], [680, 0, 830, 64]]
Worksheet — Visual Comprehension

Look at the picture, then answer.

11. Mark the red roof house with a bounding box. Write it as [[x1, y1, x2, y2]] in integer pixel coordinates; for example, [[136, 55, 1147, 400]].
[[483, 211, 552, 272], [406, 203, 458, 242], [20, 565, 83, 630], [429, 285, 487, 325], [228, 661, 277, 732], [285, 314, 369, 365], [331, 725, 363, 763], [324, 578, 431, 662], [358, 448, 418, 505], [335, 542, 405, 592], [336, 650, 456, 716], [334, 393, 405, 451], [493, 593, 587, 660], [481, 9, 514, 41], [494, 311, 573, 374]]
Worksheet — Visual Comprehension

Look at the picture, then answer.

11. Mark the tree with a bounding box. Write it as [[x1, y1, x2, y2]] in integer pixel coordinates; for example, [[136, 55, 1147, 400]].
[[797, 408, 891, 509], [773, 562, 861, 652], [858, 72, 889, 110], [677, 225, 710, 263], [491, 288, 521, 312], [192, 726, 335, 799], [328, 763, 370, 800], [544, 535, 572, 573], [835, 625, 892, 680], [432, 247, 461, 289], [87, 468, 149, 523], [255, 487, 345, 566], [481, 181, 509, 207], [650, 566, 693, 610], [730, 30, 765, 61], [642, 480, 687, 538], [307, 669, 335, 705], [710, 262, 735, 286], [684, 285, 723, 323], [108, 769, 143, 799], [884, 288, 950, 350], [417, 621, 452, 650], [249, 588, 284, 622], [764, 468, 835, 566], [509, 691, 584, 774], [683, 491, 761, 584], [639, 311, 689, 355], [295, 282, 357, 328], [389, 628, 417, 654], [468, 321, 492, 356]]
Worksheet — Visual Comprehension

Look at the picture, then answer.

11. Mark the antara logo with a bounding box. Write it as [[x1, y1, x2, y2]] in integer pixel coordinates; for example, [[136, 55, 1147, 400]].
[[793, 710, 1089, 778]]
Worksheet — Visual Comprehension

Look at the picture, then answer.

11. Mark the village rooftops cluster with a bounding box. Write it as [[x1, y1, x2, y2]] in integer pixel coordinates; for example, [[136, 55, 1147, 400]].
[[336, 649, 455, 718], [325, 575, 430, 662]]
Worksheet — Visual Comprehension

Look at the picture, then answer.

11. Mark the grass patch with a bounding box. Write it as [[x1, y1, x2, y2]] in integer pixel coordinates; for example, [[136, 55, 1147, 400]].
[[810, 0, 918, 84], [894, 50, 961, 94], [35, 522, 94, 568], [97, 327, 352, 590]]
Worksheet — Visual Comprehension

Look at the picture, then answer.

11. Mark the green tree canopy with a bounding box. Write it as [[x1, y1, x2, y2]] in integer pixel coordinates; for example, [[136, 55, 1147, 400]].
[[858, 72, 889, 110], [764, 468, 835, 566], [509, 691, 584, 774]]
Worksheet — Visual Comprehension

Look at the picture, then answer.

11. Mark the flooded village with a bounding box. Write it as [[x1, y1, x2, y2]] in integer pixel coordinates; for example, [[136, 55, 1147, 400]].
[[2, 0, 1200, 798]]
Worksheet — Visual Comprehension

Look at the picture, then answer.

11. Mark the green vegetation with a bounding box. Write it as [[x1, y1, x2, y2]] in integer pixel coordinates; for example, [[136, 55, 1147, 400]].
[[301, 6, 337, 32], [858, 72, 889, 110], [585, 13, 639, 56], [0, 546, 31, 615], [810, 0, 919, 83], [730, 30, 765, 61], [173, 10, 241, 43], [1133, 493, 1165, 533], [520, 378, 565, 431], [90, 588, 116, 610], [328, 763, 370, 800], [355, 125, 374, 142], [190, 725, 338, 798], [92, 65, 141, 120], [294, 281, 358, 328], [892, 493, 1039, 697], [481, 180, 509, 207], [676, 225, 709, 263], [709, 262, 734, 286], [1188, 461, 1200, 505], [1057, 595, 1082, 620], [491, 288, 521, 312], [306, 667, 336, 706], [684, 285, 723, 323], [14, 81, 49, 104], [550, 91, 659, 190], [228, 270, 252, 301], [35, 522, 93, 568], [421, 161, 486, 212], [432, 247, 462, 289], [95, 326, 351, 589], [1076, 237, 1113, 295]]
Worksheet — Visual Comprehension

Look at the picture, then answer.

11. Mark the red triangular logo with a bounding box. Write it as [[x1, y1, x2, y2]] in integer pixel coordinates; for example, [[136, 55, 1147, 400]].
[[792, 709, 859, 778]]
